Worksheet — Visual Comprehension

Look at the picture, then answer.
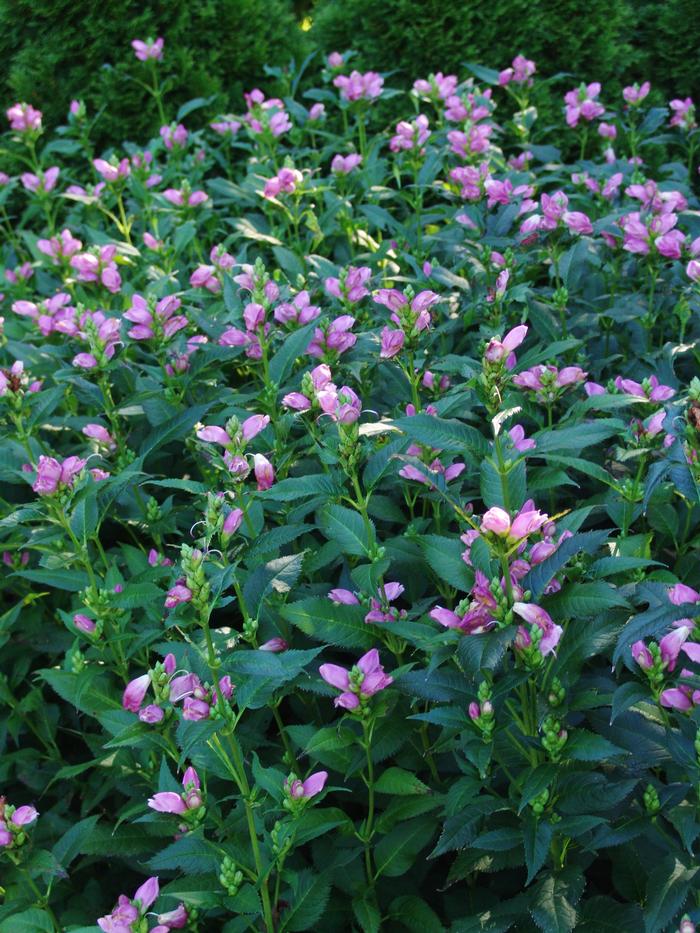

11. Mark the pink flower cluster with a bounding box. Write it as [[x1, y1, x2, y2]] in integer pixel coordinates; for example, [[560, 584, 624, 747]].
[[319, 649, 393, 710]]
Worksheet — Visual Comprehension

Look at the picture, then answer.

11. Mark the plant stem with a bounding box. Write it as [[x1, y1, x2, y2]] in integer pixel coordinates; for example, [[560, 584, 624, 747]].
[[362, 719, 376, 885]]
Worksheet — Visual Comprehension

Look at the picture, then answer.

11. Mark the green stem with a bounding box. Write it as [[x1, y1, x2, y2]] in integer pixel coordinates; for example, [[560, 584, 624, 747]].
[[362, 719, 376, 886]]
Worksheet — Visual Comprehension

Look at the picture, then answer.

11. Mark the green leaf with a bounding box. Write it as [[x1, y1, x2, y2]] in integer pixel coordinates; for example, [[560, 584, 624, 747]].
[[530, 875, 578, 933], [373, 817, 436, 878], [280, 870, 331, 932], [480, 456, 527, 511], [518, 765, 558, 814], [319, 503, 375, 556], [226, 647, 322, 709], [242, 553, 305, 616], [566, 730, 627, 762], [51, 815, 100, 869], [374, 766, 430, 796], [352, 895, 381, 933], [389, 895, 444, 933], [173, 219, 197, 253], [69, 486, 98, 540], [613, 599, 693, 666], [392, 413, 488, 457], [268, 321, 317, 384], [259, 473, 340, 501], [140, 403, 211, 458], [643, 857, 698, 933], [610, 682, 650, 723], [524, 815, 554, 885], [280, 596, 374, 649], [545, 581, 628, 617], [523, 529, 610, 598], [0, 908, 56, 932], [417, 535, 473, 591], [148, 833, 220, 873], [15, 567, 89, 591], [534, 420, 623, 454], [38, 668, 119, 717], [464, 62, 501, 84]]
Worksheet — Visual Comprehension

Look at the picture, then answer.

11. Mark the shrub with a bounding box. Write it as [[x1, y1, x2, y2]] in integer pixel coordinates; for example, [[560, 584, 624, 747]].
[[0, 0, 307, 144], [310, 0, 637, 92], [1, 39, 700, 933]]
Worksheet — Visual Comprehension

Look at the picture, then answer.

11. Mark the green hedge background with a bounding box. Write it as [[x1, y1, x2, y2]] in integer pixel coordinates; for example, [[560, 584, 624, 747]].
[[0, 0, 698, 144]]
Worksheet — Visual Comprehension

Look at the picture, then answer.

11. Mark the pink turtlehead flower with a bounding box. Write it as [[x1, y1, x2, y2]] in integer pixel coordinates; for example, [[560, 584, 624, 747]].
[[32, 455, 86, 495], [122, 673, 151, 712], [380, 326, 405, 358], [71, 245, 121, 293], [514, 364, 587, 398], [308, 103, 325, 122], [413, 72, 457, 100], [73, 613, 97, 634], [364, 581, 406, 624], [143, 231, 163, 251], [669, 583, 700, 606], [37, 228, 82, 263], [5, 261, 34, 285], [148, 767, 202, 815], [93, 158, 130, 182], [264, 168, 302, 199], [154, 905, 188, 930], [211, 117, 242, 136], [614, 375, 674, 402], [222, 508, 244, 538], [448, 124, 492, 158], [631, 639, 654, 670], [282, 391, 312, 412], [319, 649, 393, 710], [513, 602, 563, 656], [98, 877, 159, 933], [6, 102, 42, 133], [259, 637, 288, 652], [285, 771, 328, 800], [687, 260, 700, 282], [334, 70, 384, 102], [83, 424, 115, 449], [12, 293, 78, 337], [450, 162, 490, 200], [623, 82, 650, 105], [499, 55, 536, 86], [329, 588, 360, 605], [660, 678, 700, 711], [331, 153, 363, 174], [390, 114, 430, 152], [564, 82, 605, 127], [253, 454, 275, 490], [132, 37, 164, 61], [163, 187, 208, 208], [484, 324, 527, 366], [165, 584, 193, 609], [274, 290, 320, 326], [325, 266, 371, 303], [317, 384, 362, 423], [190, 264, 220, 293], [210, 245, 236, 271], [308, 316, 357, 358], [124, 294, 187, 341], [160, 123, 188, 150], [21, 166, 59, 194], [669, 97, 696, 130], [509, 424, 535, 452]]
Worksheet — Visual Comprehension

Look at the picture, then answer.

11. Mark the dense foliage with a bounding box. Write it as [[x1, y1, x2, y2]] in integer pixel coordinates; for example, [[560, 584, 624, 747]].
[[1, 37, 700, 933], [0, 0, 305, 144]]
